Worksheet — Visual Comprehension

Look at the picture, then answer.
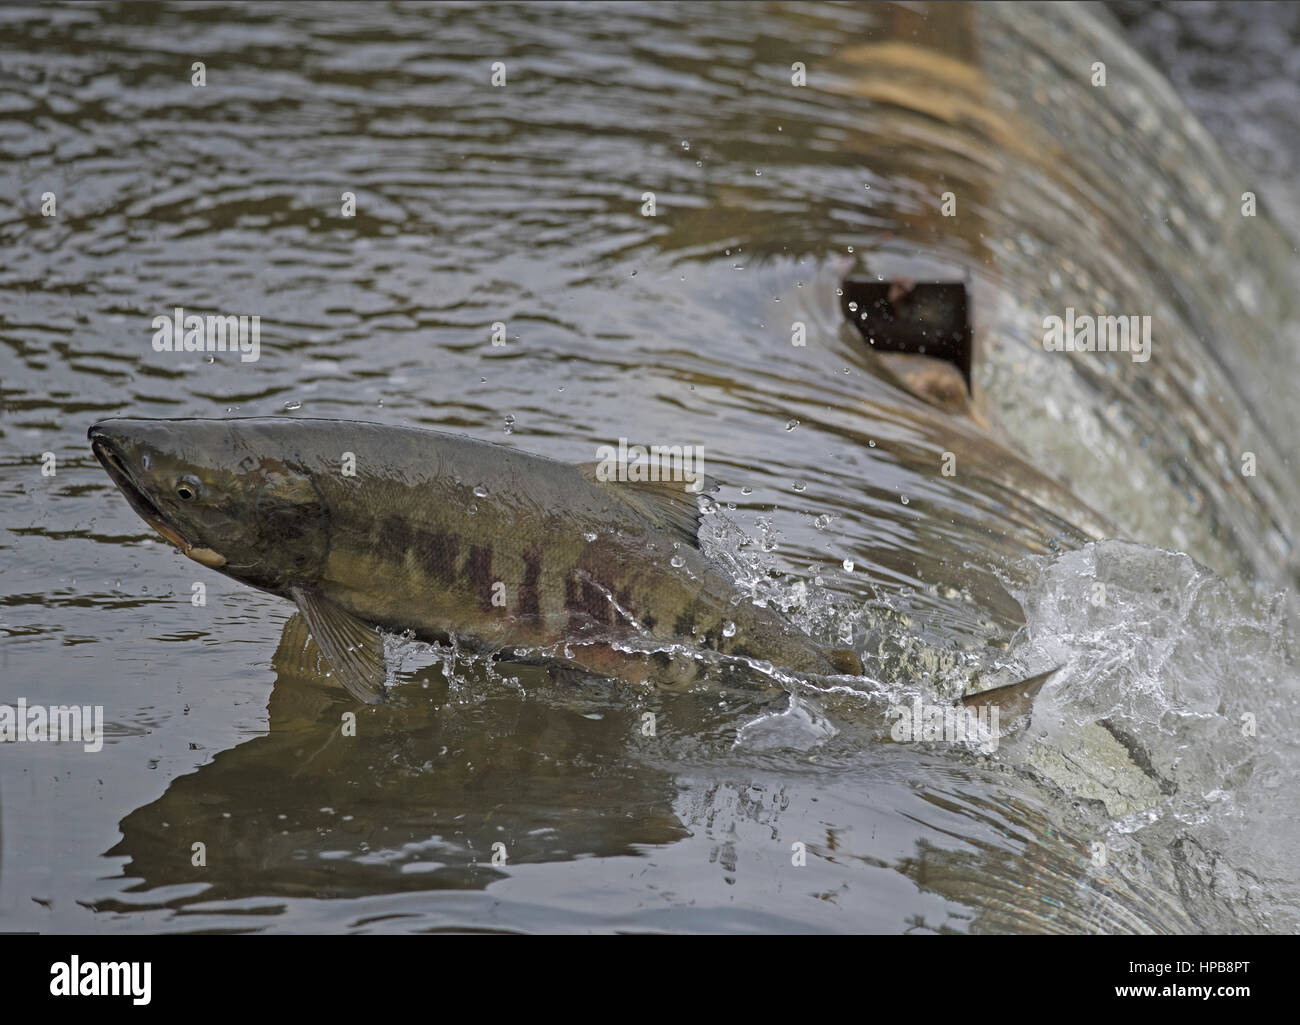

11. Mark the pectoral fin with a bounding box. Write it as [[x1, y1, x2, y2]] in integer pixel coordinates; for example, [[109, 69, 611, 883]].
[[271, 612, 324, 682], [289, 587, 388, 704]]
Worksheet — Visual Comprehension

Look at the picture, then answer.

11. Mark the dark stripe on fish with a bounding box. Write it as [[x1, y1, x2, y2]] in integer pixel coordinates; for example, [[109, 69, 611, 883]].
[[465, 544, 494, 610], [377, 515, 460, 587], [564, 570, 613, 627], [518, 549, 542, 617], [416, 530, 459, 586]]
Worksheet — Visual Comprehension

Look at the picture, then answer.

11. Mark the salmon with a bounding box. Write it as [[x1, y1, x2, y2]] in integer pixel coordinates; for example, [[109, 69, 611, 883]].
[[89, 417, 862, 702]]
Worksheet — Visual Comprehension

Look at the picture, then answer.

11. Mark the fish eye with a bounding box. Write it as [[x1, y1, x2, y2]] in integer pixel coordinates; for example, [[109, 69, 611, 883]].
[[175, 475, 202, 502]]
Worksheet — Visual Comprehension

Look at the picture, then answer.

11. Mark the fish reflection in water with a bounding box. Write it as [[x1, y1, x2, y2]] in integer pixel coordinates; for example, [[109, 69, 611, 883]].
[[104, 617, 688, 906], [100, 616, 1192, 933]]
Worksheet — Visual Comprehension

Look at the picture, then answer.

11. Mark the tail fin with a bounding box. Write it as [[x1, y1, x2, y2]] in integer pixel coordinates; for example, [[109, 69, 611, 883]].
[[961, 667, 1059, 720]]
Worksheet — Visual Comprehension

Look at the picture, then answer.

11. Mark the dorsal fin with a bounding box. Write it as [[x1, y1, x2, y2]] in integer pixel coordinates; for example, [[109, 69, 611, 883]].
[[577, 462, 712, 548]]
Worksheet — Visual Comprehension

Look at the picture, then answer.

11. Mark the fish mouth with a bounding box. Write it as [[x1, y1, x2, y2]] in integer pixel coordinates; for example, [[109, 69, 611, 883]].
[[89, 425, 192, 552]]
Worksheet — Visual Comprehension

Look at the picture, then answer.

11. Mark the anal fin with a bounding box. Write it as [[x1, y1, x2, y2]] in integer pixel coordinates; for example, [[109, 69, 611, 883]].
[[289, 586, 388, 704]]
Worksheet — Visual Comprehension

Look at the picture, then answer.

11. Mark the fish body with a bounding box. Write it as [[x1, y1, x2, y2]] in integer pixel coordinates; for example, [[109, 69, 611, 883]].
[[89, 417, 859, 701]]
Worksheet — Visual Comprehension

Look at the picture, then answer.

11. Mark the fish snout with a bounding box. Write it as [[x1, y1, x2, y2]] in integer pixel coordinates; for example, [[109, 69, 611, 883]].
[[88, 420, 131, 476], [87, 420, 112, 449], [89, 418, 170, 476], [89, 419, 163, 516]]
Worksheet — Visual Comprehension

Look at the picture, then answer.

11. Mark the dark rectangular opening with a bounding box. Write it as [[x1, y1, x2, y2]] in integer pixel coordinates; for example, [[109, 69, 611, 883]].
[[839, 280, 972, 393]]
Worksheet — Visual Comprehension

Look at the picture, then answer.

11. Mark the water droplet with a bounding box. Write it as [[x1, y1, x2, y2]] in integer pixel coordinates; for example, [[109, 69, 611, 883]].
[[900, 495, 909, 505], [847, 301, 858, 312], [785, 418, 799, 431], [473, 484, 488, 498], [868, 440, 876, 448], [842, 558, 855, 572], [847, 246, 854, 253], [754, 169, 762, 176], [792, 481, 806, 492], [583, 531, 597, 542], [680, 139, 690, 150], [740, 486, 752, 496], [466, 503, 477, 515], [722, 620, 737, 638], [630, 269, 638, 277], [284, 400, 302, 410], [670, 554, 685, 568], [815, 514, 831, 529]]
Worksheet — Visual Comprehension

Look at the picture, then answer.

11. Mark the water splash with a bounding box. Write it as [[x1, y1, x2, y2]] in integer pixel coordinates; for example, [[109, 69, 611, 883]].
[[1000, 541, 1300, 930]]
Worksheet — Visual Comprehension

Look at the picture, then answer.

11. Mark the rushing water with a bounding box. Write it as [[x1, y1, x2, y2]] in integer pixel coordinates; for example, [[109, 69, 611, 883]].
[[1, 1, 1297, 933]]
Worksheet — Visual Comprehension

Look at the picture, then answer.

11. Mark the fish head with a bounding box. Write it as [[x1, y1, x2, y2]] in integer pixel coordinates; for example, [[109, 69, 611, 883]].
[[89, 418, 329, 592]]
